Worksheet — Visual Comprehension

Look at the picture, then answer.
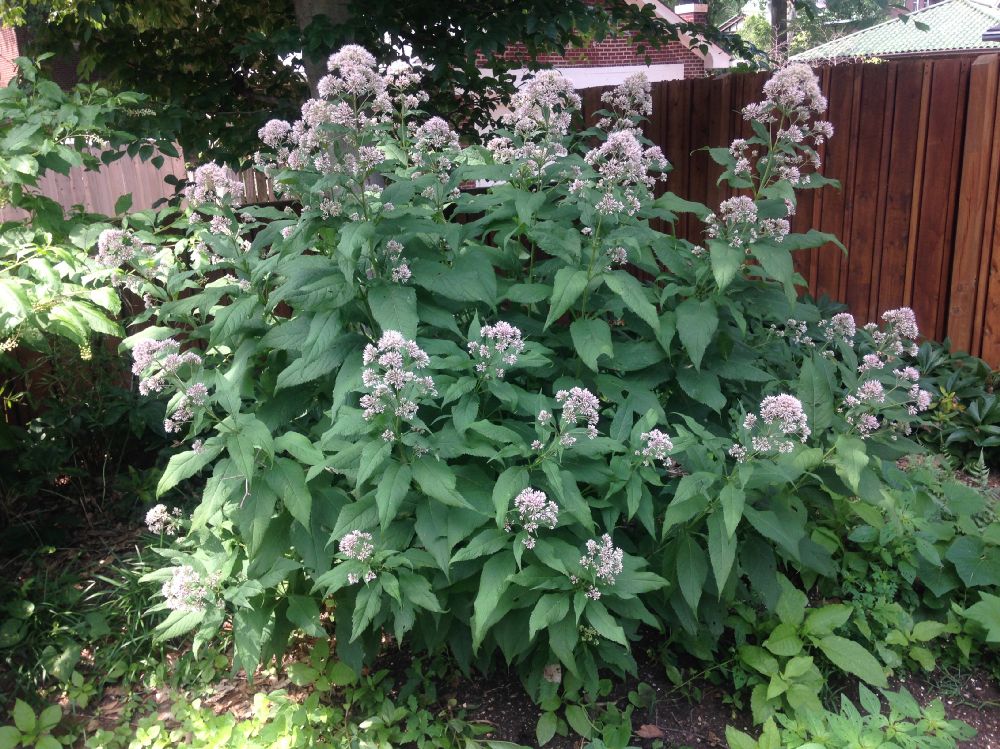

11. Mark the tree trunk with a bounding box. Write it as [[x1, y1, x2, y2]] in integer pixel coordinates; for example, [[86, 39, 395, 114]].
[[769, 0, 788, 61], [293, 0, 352, 96]]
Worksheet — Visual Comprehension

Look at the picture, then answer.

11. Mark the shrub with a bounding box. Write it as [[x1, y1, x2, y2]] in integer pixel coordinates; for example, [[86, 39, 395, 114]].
[[136, 49, 1000, 716], [0, 56, 177, 517]]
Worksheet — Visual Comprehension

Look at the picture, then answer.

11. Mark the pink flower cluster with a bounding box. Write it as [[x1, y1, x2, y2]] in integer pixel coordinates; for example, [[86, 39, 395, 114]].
[[161, 565, 219, 613], [468, 321, 526, 380], [185, 163, 245, 206], [556, 387, 600, 442], [411, 117, 460, 167], [841, 364, 932, 438], [598, 72, 653, 131], [163, 382, 209, 434], [96, 228, 147, 270], [575, 130, 668, 216], [577, 534, 624, 599], [866, 307, 920, 357], [360, 331, 436, 440], [145, 503, 183, 535], [636, 429, 674, 468], [340, 530, 377, 584], [730, 394, 810, 461], [733, 64, 833, 187], [819, 312, 857, 344], [705, 196, 791, 247], [383, 239, 411, 283], [503, 70, 581, 139], [507, 487, 559, 549], [131, 338, 202, 397]]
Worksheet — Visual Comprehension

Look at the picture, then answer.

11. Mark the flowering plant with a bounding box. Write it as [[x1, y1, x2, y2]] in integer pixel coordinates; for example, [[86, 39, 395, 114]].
[[135, 50, 998, 715]]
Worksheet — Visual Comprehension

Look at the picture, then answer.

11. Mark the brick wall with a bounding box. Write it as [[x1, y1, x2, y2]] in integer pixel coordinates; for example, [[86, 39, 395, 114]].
[[0, 26, 79, 88], [0, 27, 23, 86], [477, 33, 707, 78]]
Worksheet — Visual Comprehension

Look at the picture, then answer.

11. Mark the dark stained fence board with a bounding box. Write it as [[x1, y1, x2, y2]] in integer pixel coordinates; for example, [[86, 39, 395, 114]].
[[576, 53, 1000, 366]]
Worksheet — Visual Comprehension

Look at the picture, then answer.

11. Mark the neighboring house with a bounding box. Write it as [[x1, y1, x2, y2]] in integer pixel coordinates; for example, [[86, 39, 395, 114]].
[[477, 0, 733, 87], [1, 26, 77, 87], [792, 0, 1000, 62]]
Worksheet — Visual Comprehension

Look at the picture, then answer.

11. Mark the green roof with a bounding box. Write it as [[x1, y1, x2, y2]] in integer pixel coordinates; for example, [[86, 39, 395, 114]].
[[791, 0, 1000, 61]]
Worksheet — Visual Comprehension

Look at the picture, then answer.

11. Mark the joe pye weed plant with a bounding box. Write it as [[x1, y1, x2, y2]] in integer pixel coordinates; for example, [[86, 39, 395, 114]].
[[122, 46, 998, 738]]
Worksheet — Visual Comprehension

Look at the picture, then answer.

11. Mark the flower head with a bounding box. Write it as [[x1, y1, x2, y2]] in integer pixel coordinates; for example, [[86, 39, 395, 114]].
[[339, 530, 375, 562]]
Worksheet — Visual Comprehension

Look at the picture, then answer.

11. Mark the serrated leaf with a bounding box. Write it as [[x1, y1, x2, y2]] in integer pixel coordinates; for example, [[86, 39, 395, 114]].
[[604, 271, 659, 331], [544, 268, 588, 329], [814, 635, 887, 687], [570, 317, 613, 371], [675, 298, 718, 369]]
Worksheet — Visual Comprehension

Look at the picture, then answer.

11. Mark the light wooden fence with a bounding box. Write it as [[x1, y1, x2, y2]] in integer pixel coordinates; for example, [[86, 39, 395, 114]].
[[0, 151, 275, 222], [581, 53, 1000, 366]]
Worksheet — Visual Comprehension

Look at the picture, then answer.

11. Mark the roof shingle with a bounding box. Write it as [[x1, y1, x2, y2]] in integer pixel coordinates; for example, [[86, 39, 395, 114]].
[[792, 0, 1000, 61]]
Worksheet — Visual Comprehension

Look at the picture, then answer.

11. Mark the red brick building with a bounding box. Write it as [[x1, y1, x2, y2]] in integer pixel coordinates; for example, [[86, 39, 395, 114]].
[[1, 26, 79, 87], [477, 0, 731, 86]]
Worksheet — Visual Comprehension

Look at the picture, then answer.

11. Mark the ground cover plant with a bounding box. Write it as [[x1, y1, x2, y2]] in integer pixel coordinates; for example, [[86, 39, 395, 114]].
[[2, 48, 1000, 749]]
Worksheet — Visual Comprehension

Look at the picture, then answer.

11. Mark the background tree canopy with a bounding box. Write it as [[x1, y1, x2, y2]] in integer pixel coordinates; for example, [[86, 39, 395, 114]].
[[2, 0, 752, 166]]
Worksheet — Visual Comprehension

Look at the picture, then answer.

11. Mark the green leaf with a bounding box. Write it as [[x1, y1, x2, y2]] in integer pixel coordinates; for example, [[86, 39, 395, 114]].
[[12, 700, 34, 733], [802, 604, 851, 637], [114, 193, 133, 214], [585, 600, 627, 646], [662, 472, 714, 535], [471, 552, 515, 650], [37, 705, 61, 732], [963, 592, 1000, 642], [156, 440, 224, 496], [0, 727, 20, 749], [529, 594, 570, 640], [544, 268, 589, 329], [707, 511, 736, 593], [265, 457, 311, 527], [413, 251, 496, 305], [677, 366, 726, 412], [675, 298, 718, 369], [356, 439, 391, 490], [274, 432, 324, 465], [570, 317, 613, 372], [376, 462, 411, 529], [286, 595, 325, 637], [565, 704, 592, 739], [0, 278, 31, 321], [536, 713, 557, 746], [946, 537, 1000, 587], [721, 484, 745, 536], [398, 570, 442, 612], [752, 243, 796, 300], [763, 623, 803, 657], [797, 357, 835, 433], [604, 271, 659, 331], [725, 726, 760, 749], [368, 283, 418, 339], [814, 635, 887, 687], [412, 457, 468, 507], [351, 581, 383, 641], [676, 534, 708, 613], [831, 435, 867, 493], [491, 466, 528, 526], [709, 239, 743, 290]]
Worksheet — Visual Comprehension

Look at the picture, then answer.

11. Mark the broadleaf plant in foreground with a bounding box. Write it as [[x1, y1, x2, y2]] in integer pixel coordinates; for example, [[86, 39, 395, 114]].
[[119, 48, 1000, 723]]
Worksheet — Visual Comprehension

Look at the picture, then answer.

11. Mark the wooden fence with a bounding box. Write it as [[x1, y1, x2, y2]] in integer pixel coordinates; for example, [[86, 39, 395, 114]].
[[581, 53, 1000, 366], [0, 152, 275, 222]]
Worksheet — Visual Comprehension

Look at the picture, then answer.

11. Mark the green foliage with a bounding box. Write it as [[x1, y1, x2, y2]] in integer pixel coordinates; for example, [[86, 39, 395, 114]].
[[112, 52, 1000, 738], [726, 686, 974, 749], [0, 700, 65, 749], [8, 0, 751, 165]]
